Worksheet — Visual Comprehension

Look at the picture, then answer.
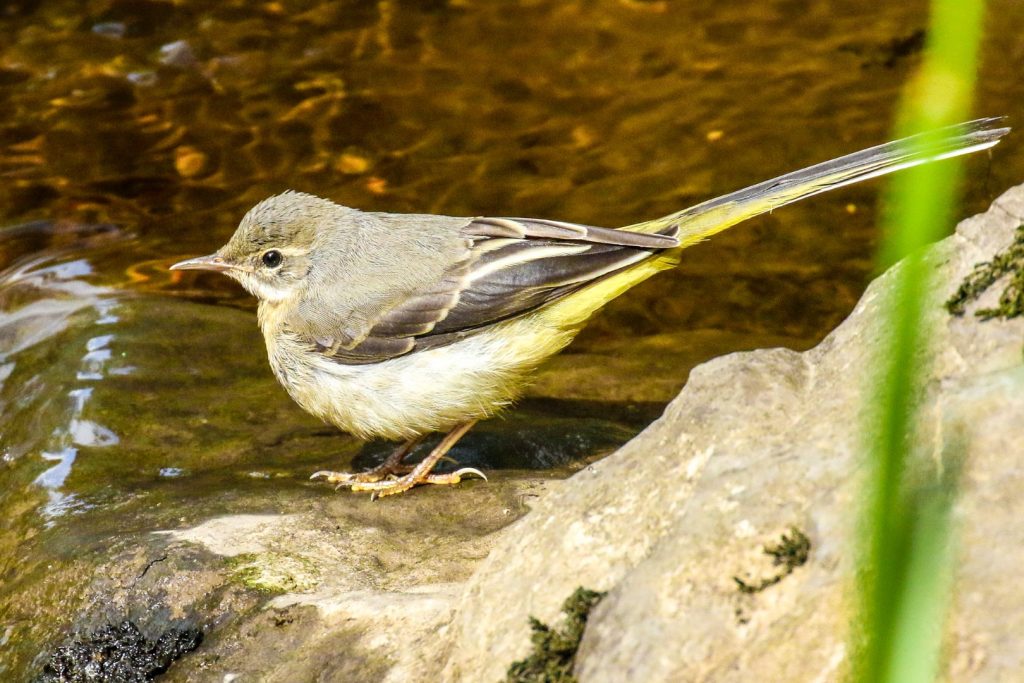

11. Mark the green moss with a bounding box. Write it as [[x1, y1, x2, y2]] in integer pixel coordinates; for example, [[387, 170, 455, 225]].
[[505, 587, 606, 683], [946, 223, 1024, 320], [734, 527, 811, 594], [226, 552, 320, 594]]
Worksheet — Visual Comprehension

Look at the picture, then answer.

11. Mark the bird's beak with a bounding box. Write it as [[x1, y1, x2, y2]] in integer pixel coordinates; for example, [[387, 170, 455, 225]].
[[169, 253, 234, 272]]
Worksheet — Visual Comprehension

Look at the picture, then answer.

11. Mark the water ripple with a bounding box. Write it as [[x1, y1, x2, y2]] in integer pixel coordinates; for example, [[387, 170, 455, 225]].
[[0, 227, 129, 521]]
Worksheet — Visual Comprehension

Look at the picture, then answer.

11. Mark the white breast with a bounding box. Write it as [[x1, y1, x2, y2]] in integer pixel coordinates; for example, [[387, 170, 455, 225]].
[[261, 312, 579, 441]]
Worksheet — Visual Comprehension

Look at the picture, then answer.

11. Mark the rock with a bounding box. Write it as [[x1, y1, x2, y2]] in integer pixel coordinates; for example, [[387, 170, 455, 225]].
[[38, 620, 202, 682], [5, 474, 548, 681], [441, 184, 1024, 682], [528, 328, 807, 403], [147, 481, 545, 683]]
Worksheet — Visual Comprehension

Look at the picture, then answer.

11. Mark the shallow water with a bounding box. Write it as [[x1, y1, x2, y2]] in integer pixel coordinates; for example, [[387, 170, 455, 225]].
[[2, 0, 1023, 676]]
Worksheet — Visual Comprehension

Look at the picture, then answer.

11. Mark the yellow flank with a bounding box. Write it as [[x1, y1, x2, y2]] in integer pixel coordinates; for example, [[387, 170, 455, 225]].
[[535, 248, 681, 329]]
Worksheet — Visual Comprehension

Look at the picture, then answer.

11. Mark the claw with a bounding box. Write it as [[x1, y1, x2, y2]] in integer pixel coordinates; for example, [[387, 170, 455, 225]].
[[419, 467, 488, 487], [453, 467, 487, 482]]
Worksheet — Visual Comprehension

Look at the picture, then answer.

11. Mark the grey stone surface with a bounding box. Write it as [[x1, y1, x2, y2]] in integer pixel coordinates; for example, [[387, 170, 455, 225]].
[[150, 482, 547, 683], [442, 184, 1024, 682]]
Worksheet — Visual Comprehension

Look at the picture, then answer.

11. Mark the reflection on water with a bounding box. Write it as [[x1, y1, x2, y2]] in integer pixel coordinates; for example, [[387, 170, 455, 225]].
[[35, 384, 122, 523], [0, 232, 125, 524]]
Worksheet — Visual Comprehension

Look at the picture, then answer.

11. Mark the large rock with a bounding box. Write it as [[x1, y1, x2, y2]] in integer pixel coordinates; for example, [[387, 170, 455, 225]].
[[441, 184, 1024, 682]]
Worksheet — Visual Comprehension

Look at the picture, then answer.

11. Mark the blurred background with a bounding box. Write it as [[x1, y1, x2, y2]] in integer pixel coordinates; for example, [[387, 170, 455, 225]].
[[1, 3, 1023, 669], [3, 0, 1021, 342]]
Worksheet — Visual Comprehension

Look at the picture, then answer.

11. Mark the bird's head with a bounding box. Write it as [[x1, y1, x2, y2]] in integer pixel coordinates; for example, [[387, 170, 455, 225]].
[[171, 191, 352, 303]]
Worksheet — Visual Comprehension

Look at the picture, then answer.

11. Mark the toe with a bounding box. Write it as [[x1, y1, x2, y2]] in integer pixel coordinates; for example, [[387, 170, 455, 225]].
[[350, 479, 414, 497], [310, 470, 354, 484], [423, 467, 488, 486]]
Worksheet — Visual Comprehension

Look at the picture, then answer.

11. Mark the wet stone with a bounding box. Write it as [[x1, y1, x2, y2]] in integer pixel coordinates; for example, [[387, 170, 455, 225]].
[[158, 40, 197, 68], [37, 621, 202, 683], [91, 21, 127, 39]]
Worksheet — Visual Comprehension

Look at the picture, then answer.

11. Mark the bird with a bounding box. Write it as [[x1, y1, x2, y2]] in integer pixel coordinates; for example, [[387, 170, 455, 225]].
[[171, 118, 1008, 497]]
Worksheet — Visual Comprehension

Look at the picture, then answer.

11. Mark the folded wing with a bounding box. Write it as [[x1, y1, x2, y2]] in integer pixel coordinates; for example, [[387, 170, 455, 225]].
[[316, 217, 679, 364]]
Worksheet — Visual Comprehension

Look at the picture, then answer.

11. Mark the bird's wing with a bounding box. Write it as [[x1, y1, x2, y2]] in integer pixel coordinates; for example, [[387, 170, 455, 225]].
[[313, 217, 679, 364]]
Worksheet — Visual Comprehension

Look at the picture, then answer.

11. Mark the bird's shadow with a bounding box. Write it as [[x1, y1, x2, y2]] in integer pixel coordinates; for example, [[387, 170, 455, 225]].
[[349, 398, 664, 473]]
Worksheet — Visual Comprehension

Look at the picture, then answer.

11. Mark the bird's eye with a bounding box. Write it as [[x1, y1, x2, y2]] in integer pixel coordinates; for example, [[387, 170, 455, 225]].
[[262, 250, 283, 268]]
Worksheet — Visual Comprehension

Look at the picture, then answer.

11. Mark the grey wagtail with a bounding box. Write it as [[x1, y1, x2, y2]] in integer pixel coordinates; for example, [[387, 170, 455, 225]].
[[171, 118, 1008, 497]]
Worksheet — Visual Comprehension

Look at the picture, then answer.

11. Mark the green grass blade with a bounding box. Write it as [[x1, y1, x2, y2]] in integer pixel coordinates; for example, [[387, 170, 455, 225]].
[[857, 0, 987, 681]]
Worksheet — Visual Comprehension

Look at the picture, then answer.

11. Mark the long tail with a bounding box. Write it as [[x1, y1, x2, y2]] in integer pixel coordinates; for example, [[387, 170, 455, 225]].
[[626, 117, 1010, 246]]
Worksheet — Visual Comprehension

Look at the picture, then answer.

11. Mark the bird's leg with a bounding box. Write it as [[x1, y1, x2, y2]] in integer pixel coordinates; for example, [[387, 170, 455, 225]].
[[310, 434, 425, 486], [349, 420, 485, 498]]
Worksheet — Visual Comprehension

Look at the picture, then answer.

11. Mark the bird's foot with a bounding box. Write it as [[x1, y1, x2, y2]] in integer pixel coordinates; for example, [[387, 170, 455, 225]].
[[309, 463, 412, 486], [311, 435, 425, 487], [312, 421, 481, 498], [349, 467, 488, 499]]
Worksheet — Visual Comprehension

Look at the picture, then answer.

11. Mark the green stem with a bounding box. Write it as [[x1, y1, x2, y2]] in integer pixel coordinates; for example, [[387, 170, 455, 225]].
[[857, 0, 986, 681]]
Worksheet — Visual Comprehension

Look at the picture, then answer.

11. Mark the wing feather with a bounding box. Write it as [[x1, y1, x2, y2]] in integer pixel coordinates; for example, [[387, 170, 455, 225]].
[[315, 217, 679, 364], [469, 216, 677, 247]]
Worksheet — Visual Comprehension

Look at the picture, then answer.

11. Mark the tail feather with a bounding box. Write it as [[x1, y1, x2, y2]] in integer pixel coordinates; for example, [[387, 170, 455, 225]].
[[626, 117, 1010, 246]]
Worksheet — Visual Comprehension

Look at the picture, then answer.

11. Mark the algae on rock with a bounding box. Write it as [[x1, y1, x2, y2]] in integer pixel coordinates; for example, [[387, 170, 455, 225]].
[[505, 588, 606, 683], [946, 221, 1024, 320]]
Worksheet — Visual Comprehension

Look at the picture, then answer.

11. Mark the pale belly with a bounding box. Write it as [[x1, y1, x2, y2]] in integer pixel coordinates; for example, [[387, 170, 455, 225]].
[[263, 314, 580, 441]]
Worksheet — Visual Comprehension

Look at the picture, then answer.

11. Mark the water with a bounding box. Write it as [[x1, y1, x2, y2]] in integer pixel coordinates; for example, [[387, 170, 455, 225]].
[[1, 0, 1023, 676]]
